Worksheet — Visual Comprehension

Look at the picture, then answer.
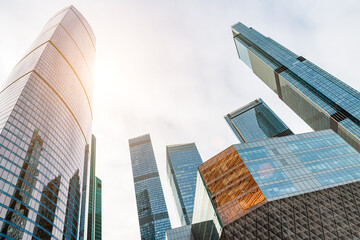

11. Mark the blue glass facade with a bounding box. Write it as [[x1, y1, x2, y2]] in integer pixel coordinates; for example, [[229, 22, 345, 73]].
[[193, 130, 360, 239], [232, 22, 360, 151], [235, 129, 360, 200], [166, 143, 203, 226], [225, 98, 293, 142], [0, 6, 94, 239], [165, 225, 193, 240], [94, 177, 102, 240], [129, 134, 171, 239]]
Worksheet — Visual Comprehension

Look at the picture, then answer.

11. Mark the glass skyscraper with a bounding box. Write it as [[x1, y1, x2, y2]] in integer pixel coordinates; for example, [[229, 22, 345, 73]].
[[193, 130, 360, 239], [225, 98, 293, 142], [165, 225, 193, 240], [87, 135, 102, 240], [129, 134, 171, 239], [166, 143, 203, 226], [232, 22, 360, 151], [87, 135, 96, 240], [165, 221, 218, 240], [0, 5, 94, 239], [94, 177, 102, 240]]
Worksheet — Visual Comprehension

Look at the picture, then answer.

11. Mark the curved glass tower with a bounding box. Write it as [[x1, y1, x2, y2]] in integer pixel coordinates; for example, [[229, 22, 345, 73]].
[[0, 6, 95, 239]]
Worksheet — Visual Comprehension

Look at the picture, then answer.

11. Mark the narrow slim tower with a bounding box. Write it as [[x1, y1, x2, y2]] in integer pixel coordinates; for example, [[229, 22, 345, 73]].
[[166, 143, 203, 226], [232, 22, 360, 151], [94, 177, 102, 240], [0, 6, 95, 239], [87, 135, 97, 240], [129, 134, 171, 239]]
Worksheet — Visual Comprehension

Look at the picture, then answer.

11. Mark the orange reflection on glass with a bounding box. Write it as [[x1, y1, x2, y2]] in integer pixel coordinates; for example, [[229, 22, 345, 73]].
[[199, 145, 267, 226]]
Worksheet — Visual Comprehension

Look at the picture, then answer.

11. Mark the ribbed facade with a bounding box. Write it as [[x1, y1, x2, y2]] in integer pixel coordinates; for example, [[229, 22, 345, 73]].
[[0, 6, 94, 239], [232, 22, 360, 152], [129, 134, 171, 239]]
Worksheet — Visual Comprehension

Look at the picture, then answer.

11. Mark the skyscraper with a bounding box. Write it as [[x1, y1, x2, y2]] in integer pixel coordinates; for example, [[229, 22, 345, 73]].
[[129, 134, 171, 239], [166, 143, 203, 226], [95, 177, 102, 240], [225, 98, 293, 142], [165, 225, 193, 240], [165, 220, 219, 240], [87, 135, 97, 240], [87, 135, 102, 240], [79, 145, 90, 240], [0, 5, 94, 239], [193, 130, 360, 239], [232, 22, 360, 151]]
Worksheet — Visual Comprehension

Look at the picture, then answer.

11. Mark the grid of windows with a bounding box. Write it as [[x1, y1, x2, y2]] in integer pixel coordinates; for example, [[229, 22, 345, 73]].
[[235, 130, 360, 200], [165, 225, 193, 240], [197, 146, 267, 227], [225, 98, 293, 143], [166, 143, 203, 226], [129, 134, 171, 239], [221, 181, 360, 239], [232, 21, 360, 152], [94, 177, 101, 240], [194, 130, 360, 235], [85, 135, 101, 240], [0, 6, 94, 239]]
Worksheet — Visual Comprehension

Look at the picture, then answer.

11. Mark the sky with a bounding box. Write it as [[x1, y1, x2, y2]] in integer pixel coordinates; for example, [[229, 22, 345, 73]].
[[0, 0, 360, 239]]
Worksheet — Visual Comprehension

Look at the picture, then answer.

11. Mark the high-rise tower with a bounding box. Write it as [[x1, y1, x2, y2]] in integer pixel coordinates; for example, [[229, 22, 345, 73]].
[[87, 135, 102, 240], [232, 22, 360, 151], [129, 134, 171, 239], [166, 143, 203, 226], [225, 98, 293, 143], [0, 6, 95, 239], [87, 135, 96, 240], [94, 177, 102, 240]]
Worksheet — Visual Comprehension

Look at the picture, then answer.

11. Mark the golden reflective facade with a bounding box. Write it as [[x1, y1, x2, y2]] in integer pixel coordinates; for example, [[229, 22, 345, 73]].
[[0, 6, 94, 239], [198, 146, 267, 226]]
